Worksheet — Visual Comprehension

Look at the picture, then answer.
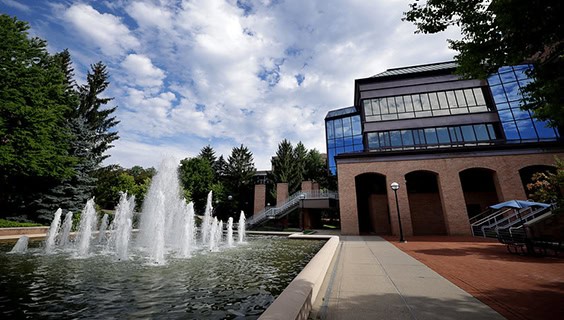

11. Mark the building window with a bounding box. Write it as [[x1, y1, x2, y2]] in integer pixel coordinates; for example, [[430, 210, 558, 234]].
[[488, 65, 559, 142], [366, 123, 499, 151], [362, 87, 490, 122], [326, 114, 364, 174]]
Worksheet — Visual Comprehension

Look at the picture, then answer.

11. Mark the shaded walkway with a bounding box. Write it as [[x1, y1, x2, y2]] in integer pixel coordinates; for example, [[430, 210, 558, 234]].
[[312, 236, 503, 320], [383, 236, 564, 320]]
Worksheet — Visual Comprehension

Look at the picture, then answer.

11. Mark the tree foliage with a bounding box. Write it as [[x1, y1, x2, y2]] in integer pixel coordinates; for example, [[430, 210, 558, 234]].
[[179, 157, 215, 213], [0, 15, 76, 219], [224, 144, 256, 217], [404, 0, 564, 128], [526, 157, 564, 208]]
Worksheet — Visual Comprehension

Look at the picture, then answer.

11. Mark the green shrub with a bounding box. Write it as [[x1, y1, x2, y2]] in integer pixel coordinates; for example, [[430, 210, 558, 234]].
[[0, 219, 44, 228]]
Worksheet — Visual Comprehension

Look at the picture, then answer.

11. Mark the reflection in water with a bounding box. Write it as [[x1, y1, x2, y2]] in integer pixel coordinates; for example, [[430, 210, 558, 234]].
[[0, 235, 324, 319]]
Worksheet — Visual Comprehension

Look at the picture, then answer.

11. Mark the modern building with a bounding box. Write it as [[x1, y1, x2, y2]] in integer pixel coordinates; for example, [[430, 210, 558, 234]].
[[326, 62, 562, 236]]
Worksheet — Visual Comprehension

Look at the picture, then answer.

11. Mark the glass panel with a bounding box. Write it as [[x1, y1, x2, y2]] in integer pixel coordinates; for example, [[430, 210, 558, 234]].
[[461, 125, 476, 141], [390, 130, 402, 147], [353, 135, 363, 147], [381, 114, 398, 121], [379, 132, 390, 147], [342, 117, 352, 136], [450, 108, 468, 115], [344, 145, 354, 153], [436, 127, 450, 144], [502, 82, 521, 101], [417, 111, 433, 117], [500, 70, 517, 83], [398, 112, 415, 119], [387, 97, 396, 114], [335, 138, 344, 147], [411, 94, 422, 111], [502, 121, 520, 140], [366, 115, 381, 122], [468, 106, 489, 113], [380, 97, 389, 114], [473, 88, 486, 105], [455, 90, 467, 107], [487, 124, 497, 139], [464, 89, 477, 106], [404, 95, 414, 112], [395, 96, 405, 113], [326, 120, 334, 139], [401, 130, 414, 146], [327, 138, 335, 149], [420, 93, 431, 110], [437, 91, 449, 109], [474, 124, 489, 140], [446, 90, 457, 108], [489, 85, 507, 104], [511, 107, 530, 120], [334, 118, 343, 138], [424, 128, 438, 144], [373, 99, 382, 115], [413, 129, 423, 145], [367, 132, 379, 149], [516, 119, 537, 140], [363, 100, 372, 116], [534, 120, 558, 140], [428, 92, 440, 110], [487, 74, 502, 86], [433, 109, 450, 116], [352, 116, 362, 135], [449, 127, 459, 142], [498, 109, 514, 122], [496, 102, 510, 110]]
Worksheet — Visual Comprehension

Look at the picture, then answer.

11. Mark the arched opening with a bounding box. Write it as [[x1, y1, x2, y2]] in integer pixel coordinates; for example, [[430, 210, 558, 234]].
[[355, 173, 391, 235], [406, 171, 447, 235], [519, 165, 557, 200], [459, 168, 499, 219]]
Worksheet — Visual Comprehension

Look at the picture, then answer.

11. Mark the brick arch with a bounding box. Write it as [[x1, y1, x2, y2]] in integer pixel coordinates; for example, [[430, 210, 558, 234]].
[[405, 170, 447, 235], [354, 172, 391, 235], [459, 167, 500, 218]]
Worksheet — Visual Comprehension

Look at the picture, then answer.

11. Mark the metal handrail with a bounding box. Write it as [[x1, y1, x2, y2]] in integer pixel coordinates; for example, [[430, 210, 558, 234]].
[[246, 190, 338, 227]]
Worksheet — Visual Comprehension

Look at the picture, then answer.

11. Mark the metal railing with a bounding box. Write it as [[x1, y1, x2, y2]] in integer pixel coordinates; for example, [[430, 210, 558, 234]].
[[473, 206, 551, 238], [246, 190, 338, 228]]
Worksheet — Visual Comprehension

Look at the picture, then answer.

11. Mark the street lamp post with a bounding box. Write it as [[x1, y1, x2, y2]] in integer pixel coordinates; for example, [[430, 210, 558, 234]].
[[390, 182, 406, 243]]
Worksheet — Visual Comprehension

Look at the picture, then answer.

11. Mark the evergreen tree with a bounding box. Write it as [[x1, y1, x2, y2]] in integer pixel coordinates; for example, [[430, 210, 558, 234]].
[[224, 145, 256, 217], [293, 142, 308, 192], [179, 157, 215, 213], [0, 15, 76, 220], [198, 145, 216, 168]]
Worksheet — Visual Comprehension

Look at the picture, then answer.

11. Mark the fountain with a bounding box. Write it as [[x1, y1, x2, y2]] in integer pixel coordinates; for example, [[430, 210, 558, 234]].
[[9, 236, 29, 253], [0, 156, 327, 319], [44, 208, 62, 254], [97, 213, 109, 243], [59, 211, 73, 248]]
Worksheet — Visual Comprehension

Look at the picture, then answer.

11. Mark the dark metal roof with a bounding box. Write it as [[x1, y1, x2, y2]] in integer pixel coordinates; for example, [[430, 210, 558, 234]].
[[372, 61, 458, 78], [325, 106, 358, 119]]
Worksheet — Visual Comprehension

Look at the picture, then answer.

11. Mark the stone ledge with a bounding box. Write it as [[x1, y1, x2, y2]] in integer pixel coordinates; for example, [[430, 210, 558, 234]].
[[259, 235, 340, 320], [0, 227, 49, 237]]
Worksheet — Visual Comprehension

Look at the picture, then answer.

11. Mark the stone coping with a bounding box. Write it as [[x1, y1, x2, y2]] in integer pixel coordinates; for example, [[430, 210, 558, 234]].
[[0, 226, 49, 237], [259, 234, 340, 320]]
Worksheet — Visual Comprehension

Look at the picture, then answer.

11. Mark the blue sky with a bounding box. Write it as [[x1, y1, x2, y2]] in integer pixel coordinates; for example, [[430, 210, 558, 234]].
[[1, 0, 460, 170]]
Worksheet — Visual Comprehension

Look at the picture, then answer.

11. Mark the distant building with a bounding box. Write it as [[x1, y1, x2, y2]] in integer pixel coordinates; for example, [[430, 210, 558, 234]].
[[325, 62, 562, 235]]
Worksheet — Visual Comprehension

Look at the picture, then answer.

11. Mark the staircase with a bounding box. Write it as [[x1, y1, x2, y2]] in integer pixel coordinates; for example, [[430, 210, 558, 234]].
[[471, 206, 551, 238], [246, 190, 339, 228]]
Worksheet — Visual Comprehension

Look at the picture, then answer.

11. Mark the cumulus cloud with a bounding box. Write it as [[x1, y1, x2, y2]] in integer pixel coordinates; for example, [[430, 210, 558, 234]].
[[121, 54, 166, 88], [62, 3, 140, 56], [24, 0, 461, 169]]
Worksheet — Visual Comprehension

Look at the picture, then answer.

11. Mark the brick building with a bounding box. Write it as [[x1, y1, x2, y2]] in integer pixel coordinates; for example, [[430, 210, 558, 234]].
[[326, 62, 562, 236]]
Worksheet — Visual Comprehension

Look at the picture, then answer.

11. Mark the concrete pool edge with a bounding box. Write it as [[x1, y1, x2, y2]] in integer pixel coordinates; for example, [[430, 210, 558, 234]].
[[259, 234, 340, 320]]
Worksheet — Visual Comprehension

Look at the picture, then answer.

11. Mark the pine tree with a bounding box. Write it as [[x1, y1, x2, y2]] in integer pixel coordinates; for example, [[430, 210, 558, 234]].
[[224, 145, 256, 217]]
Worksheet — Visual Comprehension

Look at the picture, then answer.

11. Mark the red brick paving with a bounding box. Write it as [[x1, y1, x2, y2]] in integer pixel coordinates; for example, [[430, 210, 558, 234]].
[[382, 236, 564, 320]]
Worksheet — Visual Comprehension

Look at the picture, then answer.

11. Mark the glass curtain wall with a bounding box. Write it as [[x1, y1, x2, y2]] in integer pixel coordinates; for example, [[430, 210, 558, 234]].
[[326, 113, 363, 174], [488, 65, 559, 141]]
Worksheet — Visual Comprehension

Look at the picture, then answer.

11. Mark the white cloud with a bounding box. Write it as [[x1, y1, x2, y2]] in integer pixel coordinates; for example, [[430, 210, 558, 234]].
[[121, 54, 166, 88], [62, 3, 140, 56], [37, 0, 461, 170], [3, 0, 30, 12]]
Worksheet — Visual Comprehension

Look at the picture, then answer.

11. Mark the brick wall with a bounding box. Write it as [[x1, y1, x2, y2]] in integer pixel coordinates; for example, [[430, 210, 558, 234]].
[[337, 151, 564, 236]]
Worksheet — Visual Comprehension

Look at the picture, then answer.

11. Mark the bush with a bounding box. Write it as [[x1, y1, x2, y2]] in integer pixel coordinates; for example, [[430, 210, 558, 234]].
[[0, 219, 44, 228]]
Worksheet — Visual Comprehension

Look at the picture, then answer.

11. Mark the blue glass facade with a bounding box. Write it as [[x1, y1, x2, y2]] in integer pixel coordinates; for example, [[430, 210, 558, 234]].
[[488, 65, 560, 141], [325, 108, 363, 174]]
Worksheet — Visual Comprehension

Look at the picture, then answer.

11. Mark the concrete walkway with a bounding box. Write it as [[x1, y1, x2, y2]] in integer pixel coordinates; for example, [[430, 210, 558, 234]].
[[312, 236, 505, 320]]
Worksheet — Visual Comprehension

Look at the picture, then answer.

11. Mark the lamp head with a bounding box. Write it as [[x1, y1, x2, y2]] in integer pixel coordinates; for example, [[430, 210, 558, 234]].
[[390, 182, 400, 191]]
